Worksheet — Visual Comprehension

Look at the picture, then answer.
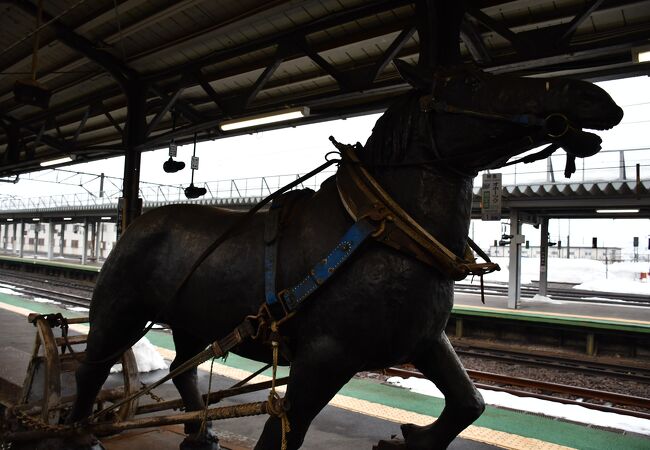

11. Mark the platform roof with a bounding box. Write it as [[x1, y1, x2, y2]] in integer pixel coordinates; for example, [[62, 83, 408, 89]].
[[1, 0, 650, 179]]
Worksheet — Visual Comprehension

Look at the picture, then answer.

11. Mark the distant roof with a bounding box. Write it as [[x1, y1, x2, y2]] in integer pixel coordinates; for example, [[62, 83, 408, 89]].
[[2, 0, 650, 177]]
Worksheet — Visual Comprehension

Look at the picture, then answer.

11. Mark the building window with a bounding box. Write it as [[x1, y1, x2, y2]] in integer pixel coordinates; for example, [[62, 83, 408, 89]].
[[71, 240, 79, 249]]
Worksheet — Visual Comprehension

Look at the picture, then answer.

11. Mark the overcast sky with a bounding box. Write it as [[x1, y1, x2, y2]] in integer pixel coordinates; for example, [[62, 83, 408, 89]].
[[2, 76, 649, 257]]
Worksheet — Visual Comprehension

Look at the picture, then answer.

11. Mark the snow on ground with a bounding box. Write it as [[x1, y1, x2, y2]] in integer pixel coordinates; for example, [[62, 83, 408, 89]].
[[472, 257, 650, 295], [110, 337, 168, 373], [0, 283, 25, 296], [32, 297, 60, 305], [387, 376, 650, 436]]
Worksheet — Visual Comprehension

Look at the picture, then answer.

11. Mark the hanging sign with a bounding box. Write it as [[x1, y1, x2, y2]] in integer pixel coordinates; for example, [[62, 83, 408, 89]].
[[169, 142, 177, 157], [191, 156, 199, 170], [481, 173, 502, 221]]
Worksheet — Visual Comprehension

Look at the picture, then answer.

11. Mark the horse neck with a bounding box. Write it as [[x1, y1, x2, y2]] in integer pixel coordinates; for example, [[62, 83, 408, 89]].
[[371, 165, 474, 257], [361, 98, 474, 256]]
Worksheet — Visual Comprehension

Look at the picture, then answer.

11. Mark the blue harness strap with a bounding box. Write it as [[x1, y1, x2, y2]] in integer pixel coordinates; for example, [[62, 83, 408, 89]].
[[274, 219, 376, 312]]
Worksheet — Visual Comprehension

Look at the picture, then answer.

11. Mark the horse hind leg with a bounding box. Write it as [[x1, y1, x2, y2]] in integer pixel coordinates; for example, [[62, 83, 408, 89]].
[[170, 328, 220, 450], [65, 311, 149, 448], [401, 333, 485, 450]]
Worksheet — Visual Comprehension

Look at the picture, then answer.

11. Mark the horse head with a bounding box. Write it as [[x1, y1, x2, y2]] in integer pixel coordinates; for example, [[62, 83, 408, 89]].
[[391, 61, 624, 176]]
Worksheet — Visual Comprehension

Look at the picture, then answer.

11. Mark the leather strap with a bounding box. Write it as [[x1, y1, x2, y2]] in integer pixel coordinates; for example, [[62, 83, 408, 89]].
[[336, 146, 499, 281]]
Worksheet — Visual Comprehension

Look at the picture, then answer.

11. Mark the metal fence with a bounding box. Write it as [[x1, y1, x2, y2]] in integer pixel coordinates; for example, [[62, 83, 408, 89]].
[[1, 146, 648, 212]]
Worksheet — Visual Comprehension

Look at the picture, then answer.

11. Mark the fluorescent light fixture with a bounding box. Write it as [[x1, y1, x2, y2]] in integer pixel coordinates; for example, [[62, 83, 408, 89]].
[[596, 209, 639, 214], [40, 156, 73, 167], [220, 107, 309, 131], [632, 46, 650, 63], [101, 216, 112, 220], [32, 218, 40, 221], [6, 218, 13, 222], [63, 217, 72, 221]]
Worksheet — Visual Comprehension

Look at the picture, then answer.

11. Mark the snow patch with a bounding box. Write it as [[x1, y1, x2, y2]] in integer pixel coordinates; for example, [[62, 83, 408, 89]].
[[110, 337, 168, 373], [0, 285, 24, 296], [32, 297, 60, 305], [386, 376, 650, 435], [469, 257, 650, 295]]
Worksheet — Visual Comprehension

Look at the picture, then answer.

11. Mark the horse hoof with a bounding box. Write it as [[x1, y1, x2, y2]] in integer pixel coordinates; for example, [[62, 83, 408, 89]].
[[373, 438, 407, 450], [180, 430, 221, 450]]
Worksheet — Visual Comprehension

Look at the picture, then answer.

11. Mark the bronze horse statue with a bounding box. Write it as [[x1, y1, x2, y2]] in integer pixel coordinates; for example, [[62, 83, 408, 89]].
[[64, 3, 623, 449], [64, 67, 622, 450]]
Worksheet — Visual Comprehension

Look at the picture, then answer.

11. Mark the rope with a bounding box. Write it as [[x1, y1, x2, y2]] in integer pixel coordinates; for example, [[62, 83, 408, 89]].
[[199, 358, 216, 436], [267, 322, 290, 450]]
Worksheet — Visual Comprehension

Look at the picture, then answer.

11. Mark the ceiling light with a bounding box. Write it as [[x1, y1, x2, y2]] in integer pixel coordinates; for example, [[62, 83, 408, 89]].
[[220, 107, 309, 131], [596, 209, 639, 214], [40, 156, 73, 167], [633, 46, 650, 63], [63, 217, 72, 221], [32, 218, 40, 221], [6, 218, 13, 222], [101, 217, 112, 220]]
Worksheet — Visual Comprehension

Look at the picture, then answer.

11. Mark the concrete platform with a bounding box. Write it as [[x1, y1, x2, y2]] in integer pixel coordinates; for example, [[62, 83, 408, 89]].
[[1, 286, 649, 449], [0, 300, 498, 450]]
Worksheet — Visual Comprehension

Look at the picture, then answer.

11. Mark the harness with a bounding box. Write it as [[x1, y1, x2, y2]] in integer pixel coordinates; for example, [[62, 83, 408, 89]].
[[263, 140, 499, 322]]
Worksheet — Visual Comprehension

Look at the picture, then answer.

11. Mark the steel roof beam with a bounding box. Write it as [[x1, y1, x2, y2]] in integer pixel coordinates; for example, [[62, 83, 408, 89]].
[[557, 0, 606, 46], [6, 0, 136, 89], [460, 19, 491, 64], [144, 84, 186, 138]]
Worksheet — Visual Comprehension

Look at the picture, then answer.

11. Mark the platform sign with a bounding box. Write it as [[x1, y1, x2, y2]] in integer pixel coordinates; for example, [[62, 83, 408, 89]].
[[191, 156, 199, 170], [168, 142, 177, 157], [481, 173, 502, 221]]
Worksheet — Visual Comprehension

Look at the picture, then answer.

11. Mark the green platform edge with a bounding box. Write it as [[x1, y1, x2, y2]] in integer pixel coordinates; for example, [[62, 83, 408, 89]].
[[452, 305, 650, 334], [0, 255, 100, 272], [0, 292, 648, 450]]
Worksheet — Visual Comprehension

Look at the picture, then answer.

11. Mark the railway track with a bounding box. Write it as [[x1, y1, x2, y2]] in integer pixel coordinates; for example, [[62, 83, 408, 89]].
[[384, 367, 650, 420], [0, 279, 92, 309], [455, 282, 650, 306], [453, 345, 650, 383]]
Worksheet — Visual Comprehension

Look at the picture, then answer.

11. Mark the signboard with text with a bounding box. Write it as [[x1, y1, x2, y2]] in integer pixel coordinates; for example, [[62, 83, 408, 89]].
[[481, 173, 502, 221]]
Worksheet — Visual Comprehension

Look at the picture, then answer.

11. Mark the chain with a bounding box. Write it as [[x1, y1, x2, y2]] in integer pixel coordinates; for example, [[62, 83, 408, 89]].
[[140, 382, 165, 403], [10, 409, 69, 434]]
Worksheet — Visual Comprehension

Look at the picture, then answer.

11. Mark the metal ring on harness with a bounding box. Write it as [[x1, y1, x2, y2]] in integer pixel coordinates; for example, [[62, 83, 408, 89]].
[[544, 113, 570, 138]]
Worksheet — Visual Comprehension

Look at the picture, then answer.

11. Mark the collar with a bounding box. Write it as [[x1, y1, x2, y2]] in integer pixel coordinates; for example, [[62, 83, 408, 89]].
[[335, 145, 499, 281]]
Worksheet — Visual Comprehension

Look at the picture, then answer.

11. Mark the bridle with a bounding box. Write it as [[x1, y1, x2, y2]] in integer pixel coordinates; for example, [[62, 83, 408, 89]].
[[416, 65, 579, 175]]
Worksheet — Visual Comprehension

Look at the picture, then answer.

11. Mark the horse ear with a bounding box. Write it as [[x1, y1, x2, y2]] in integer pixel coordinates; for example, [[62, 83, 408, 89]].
[[394, 59, 431, 91]]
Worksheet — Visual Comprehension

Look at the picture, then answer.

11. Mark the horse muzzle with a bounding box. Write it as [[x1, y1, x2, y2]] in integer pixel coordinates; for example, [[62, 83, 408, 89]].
[[543, 113, 602, 158]]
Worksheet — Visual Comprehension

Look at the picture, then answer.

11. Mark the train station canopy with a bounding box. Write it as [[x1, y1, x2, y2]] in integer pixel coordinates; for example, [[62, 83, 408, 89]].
[[1, 0, 650, 179]]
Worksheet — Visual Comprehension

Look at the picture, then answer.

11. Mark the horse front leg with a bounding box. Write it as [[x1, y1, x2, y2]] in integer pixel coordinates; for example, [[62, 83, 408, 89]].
[[402, 333, 485, 450], [255, 346, 357, 450]]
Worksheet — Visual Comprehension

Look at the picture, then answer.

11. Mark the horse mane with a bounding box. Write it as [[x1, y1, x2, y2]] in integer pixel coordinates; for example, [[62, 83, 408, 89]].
[[362, 91, 426, 166]]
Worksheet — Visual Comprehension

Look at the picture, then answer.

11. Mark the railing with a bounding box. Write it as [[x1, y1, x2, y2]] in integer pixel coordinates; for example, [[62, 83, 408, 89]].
[[1, 147, 648, 212], [0, 171, 337, 211], [492, 147, 650, 186]]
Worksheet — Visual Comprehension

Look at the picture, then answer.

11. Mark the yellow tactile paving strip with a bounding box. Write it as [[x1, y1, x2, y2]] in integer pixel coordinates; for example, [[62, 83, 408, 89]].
[[0, 301, 573, 450]]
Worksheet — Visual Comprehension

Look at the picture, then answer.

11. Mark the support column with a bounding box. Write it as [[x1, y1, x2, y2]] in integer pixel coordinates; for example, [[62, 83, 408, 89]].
[[59, 224, 65, 257], [1, 223, 7, 251], [81, 218, 89, 265], [34, 224, 39, 258], [47, 222, 54, 260], [18, 222, 24, 258], [95, 222, 103, 260], [539, 217, 549, 297], [90, 221, 97, 260], [507, 209, 523, 309], [119, 81, 147, 239], [12, 223, 17, 251]]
